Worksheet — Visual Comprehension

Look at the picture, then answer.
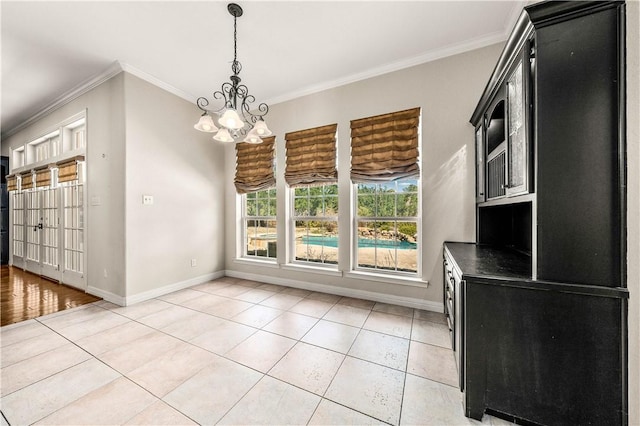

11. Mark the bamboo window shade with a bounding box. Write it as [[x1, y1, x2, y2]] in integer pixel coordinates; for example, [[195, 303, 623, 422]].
[[20, 172, 34, 190], [35, 167, 52, 188], [57, 156, 84, 183], [234, 136, 276, 194], [285, 123, 338, 187], [350, 107, 421, 183], [6, 175, 18, 192]]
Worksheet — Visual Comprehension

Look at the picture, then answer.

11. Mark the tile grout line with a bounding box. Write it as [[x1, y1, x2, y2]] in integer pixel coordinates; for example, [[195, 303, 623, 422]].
[[6, 317, 127, 424], [397, 310, 417, 426], [4, 278, 447, 425]]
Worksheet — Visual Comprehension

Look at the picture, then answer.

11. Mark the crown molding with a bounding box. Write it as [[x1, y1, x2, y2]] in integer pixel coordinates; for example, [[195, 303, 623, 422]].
[[264, 29, 508, 107], [2, 61, 197, 140], [118, 62, 196, 105], [2, 61, 124, 139]]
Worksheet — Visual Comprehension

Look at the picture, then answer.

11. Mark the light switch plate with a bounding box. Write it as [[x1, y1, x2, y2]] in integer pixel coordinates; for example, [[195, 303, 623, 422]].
[[142, 195, 154, 205]]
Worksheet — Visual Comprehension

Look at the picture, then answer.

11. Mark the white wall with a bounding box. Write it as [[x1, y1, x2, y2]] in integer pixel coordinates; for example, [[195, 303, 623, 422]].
[[1, 73, 127, 299], [1, 71, 228, 304], [224, 43, 504, 309], [625, 1, 639, 424], [123, 73, 227, 301]]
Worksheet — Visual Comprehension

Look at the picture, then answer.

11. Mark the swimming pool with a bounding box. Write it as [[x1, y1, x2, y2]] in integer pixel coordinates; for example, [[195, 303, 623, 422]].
[[300, 235, 416, 250]]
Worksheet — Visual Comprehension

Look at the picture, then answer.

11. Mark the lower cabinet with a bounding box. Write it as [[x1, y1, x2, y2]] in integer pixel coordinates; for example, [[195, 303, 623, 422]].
[[444, 242, 628, 426], [443, 252, 463, 391]]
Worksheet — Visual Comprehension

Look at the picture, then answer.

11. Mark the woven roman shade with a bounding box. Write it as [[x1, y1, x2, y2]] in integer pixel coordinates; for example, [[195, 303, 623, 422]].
[[350, 107, 421, 183], [6, 175, 18, 192], [285, 123, 337, 187], [57, 156, 84, 183], [20, 172, 34, 190], [35, 167, 52, 188], [235, 136, 276, 194]]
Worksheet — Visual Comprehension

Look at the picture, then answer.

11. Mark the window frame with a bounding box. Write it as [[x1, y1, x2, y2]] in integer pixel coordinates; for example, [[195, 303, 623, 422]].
[[352, 178, 421, 277], [289, 183, 339, 268], [241, 188, 278, 261]]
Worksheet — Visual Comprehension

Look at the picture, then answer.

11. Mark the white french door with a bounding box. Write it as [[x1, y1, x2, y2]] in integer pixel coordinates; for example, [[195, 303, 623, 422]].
[[24, 189, 42, 275], [41, 187, 61, 280], [11, 192, 25, 268], [23, 187, 62, 283], [61, 182, 84, 289], [13, 183, 85, 289]]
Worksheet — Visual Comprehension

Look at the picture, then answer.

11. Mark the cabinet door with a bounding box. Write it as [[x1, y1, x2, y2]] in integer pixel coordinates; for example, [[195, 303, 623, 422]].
[[475, 126, 485, 203], [506, 50, 530, 196], [485, 88, 507, 200]]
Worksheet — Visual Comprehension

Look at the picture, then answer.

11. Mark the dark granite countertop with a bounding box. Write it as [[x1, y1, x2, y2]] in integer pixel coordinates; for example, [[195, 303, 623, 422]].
[[444, 241, 532, 281], [444, 241, 628, 299]]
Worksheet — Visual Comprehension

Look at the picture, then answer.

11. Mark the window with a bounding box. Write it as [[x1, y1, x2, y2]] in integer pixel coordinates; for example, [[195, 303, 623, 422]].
[[292, 184, 338, 265], [243, 188, 277, 259], [72, 127, 85, 150], [350, 107, 421, 276], [284, 123, 339, 267], [355, 179, 419, 274]]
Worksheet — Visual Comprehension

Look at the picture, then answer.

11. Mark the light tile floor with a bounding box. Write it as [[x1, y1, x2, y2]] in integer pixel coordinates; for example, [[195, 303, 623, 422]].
[[0, 277, 512, 425]]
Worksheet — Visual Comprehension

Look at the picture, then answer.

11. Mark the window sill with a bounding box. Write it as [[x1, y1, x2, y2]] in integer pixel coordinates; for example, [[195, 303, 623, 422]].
[[281, 263, 343, 277], [344, 271, 428, 288], [233, 257, 280, 269]]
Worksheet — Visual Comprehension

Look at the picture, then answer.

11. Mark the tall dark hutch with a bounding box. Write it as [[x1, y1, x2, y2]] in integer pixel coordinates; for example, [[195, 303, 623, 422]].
[[443, 1, 628, 425]]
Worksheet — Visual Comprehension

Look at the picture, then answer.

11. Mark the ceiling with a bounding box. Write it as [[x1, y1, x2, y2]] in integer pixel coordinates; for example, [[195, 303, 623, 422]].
[[1, 1, 526, 138]]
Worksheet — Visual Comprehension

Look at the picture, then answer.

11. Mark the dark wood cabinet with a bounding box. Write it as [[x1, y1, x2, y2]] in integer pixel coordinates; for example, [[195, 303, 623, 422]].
[[444, 242, 628, 426], [449, 1, 628, 425]]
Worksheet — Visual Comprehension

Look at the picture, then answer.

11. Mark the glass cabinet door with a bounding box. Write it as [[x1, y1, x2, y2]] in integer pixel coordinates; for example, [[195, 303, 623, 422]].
[[506, 57, 529, 196]]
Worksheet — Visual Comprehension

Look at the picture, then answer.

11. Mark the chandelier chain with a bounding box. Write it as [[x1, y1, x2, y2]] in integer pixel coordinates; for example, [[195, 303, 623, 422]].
[[233, 12, 239, 76]]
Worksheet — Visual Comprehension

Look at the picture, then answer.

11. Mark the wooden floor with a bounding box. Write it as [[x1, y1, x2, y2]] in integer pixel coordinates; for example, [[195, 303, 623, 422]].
[[0, 266, 101, 327]]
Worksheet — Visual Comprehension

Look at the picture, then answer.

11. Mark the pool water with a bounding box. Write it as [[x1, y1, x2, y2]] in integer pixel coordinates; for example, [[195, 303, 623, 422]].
[[301, 235, 416, 250]]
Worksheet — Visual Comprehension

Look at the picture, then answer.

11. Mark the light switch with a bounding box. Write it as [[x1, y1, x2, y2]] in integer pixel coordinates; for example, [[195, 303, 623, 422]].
[[142, 195, 154, 205]]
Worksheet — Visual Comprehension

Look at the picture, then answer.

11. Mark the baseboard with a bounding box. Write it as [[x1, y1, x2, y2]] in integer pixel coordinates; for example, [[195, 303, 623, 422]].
[[224, 269, 443, 313], [123, 270, 225, 306], [87, 271, 225, 307], [86, 286, 126, 306]]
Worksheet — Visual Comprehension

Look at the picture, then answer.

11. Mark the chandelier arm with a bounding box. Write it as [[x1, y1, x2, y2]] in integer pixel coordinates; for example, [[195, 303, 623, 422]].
[[196, 97, 210, 112]]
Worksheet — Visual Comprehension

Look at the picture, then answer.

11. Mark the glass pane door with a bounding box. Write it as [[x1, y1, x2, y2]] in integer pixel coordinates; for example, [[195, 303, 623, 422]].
[[12, 192, 25, 263], [62, 182, 84, 288], [40, 187, 60, 280], [507, 59, 529, 196], [24, 190, 41, 275]]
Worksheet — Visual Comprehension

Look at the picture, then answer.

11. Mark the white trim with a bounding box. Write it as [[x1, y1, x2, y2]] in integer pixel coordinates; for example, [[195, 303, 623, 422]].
[[119, 62, 195, 104], [87, 270, 225, 307], [264, 31, 507, 107], [233, 257, 280, 269], [86, 286, 126, 306], [124, 271, 225, 306], [344, 271, 428, 289], [2, 61, 196, 140], [225, 269, 441, 312], [2, 63, 122, 139], [281, 263, 343, 277]]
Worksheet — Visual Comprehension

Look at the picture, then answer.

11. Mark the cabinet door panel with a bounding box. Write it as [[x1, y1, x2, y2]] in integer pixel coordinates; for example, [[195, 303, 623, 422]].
[[506, 58, 529, 196]]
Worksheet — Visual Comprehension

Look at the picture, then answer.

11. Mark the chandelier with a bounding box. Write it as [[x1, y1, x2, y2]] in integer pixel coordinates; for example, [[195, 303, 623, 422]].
[[194, 3, 271, 144]]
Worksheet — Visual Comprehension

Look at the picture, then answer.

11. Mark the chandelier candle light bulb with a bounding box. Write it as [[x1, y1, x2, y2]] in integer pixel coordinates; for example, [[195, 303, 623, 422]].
[[194, 114, 218, 132], [193, 3, 271, 143], [213, 128, 235, 143], [243, 128, 263, 144]]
